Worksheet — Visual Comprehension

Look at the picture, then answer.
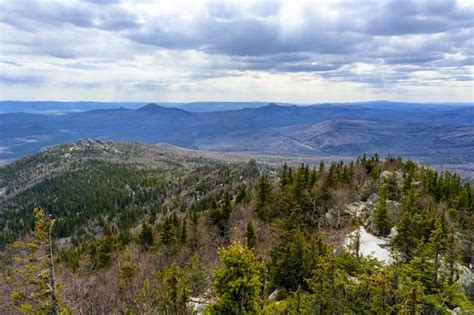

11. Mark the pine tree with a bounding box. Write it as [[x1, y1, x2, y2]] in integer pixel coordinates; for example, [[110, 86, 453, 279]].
[[246, 219, 257, 250], [255, 174, 272, 221], [280, 163, 290, 187], [138, 222, 154, 250], [190, 205, 200, 250], [180, 217, 187, 244], [211, 242, 262, 314], [157, 262, 191, 315], [269, 227, 311, 291], [209, 191, 233, 238], [391, 188, 420, 261], [9, 208, 69, 314], [373, 185, 392, 237]]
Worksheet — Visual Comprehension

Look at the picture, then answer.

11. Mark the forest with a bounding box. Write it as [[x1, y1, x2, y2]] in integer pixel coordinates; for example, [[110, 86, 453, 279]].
[[0, 142, 473, 314]]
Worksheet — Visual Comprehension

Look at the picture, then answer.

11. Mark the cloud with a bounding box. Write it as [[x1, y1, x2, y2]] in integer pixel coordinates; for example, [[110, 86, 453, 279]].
[[0, 0, 472, 102]]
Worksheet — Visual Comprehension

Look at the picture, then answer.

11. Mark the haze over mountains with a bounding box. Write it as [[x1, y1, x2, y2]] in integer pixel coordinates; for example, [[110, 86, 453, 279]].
[[1, 101, 473, 177]]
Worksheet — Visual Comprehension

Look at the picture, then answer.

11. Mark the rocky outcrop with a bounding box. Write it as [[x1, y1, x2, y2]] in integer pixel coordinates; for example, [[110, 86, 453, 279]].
[[458, 265, 474, 299]]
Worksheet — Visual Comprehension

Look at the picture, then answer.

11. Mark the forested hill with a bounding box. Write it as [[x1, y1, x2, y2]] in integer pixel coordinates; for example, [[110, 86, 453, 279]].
[[2, 102, 473, 179], [0, 141, 473, 313]]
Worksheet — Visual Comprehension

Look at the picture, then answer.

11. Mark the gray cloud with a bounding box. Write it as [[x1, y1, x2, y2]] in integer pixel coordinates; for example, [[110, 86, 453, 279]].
[[0, 0, 472, 101]]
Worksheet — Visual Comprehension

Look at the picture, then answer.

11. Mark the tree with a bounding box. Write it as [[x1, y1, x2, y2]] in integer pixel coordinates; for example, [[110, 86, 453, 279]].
[[372, 185, 392, 237], [209, 192, 233, 238], [255, 174, 272, 221], [245, 220, 257, 250], [211, 242, 262, 314], [9, 208, 69, 314], [157, 262, 191, 315], [269, 227, 315, 291], [138, 222, 154, 250], [391, 188, 420, 261]]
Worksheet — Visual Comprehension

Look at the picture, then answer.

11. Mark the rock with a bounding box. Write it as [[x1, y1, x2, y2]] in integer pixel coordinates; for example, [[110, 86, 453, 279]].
[[458, 265, 474, 299], [379, 170, 393, 181], [366, 193, 378, 211], [325, 210, 338, 227], [379, 170, 404, 190], [345, 201, 368, 219], [187, 297, 209, 314], [388, 227, 397, 238], [268, 289, 279, 300]]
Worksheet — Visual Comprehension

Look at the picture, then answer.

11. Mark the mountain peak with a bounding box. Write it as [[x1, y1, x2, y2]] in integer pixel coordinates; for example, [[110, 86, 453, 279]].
[[138, 103, 163, 111]]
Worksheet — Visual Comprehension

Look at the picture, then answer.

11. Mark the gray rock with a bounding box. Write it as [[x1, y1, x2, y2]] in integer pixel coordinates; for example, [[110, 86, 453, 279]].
[[458, 265, 474, 299], [325, 210, 338, 227], [345, 201, 368, 218], [268, 289, 279, 300], [448, 307, 461, 314]]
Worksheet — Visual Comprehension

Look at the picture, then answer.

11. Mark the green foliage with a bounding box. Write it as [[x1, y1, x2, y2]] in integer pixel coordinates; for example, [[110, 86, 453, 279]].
[[138, 222, 155, 250], [245, 220, 257, 250], [256, 174, 272, 221], [156, 262, 191, 315], [8, 208, 71, 314], [269, 228, 328, 292], [372, 184, 393, 236], [2, 153, 473, 313], [211, 242, 262, 314], [209, 192, 233, 238], [186, 253, 209, 296]]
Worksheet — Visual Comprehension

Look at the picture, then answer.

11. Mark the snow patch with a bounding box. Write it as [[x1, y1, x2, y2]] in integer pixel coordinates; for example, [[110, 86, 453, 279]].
[[345, 226, 392, 264]]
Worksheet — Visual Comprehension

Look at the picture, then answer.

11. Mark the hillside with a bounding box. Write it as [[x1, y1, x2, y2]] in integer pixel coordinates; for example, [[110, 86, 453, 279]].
[[0, 141, 473, 313], [1, 103, 473, 179]]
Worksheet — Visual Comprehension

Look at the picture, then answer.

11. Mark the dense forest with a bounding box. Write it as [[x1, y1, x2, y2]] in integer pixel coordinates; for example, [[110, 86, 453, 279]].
[[0, 141, 473, 314]]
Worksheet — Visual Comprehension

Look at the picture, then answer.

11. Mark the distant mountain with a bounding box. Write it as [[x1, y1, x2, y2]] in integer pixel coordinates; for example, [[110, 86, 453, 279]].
[[0, 100, 273, 114], [1, 102, 473, 177], [3, 100, 472, 115]]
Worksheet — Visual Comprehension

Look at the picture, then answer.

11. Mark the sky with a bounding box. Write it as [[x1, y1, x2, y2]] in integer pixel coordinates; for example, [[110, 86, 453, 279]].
[[0, 0, 473, 103]]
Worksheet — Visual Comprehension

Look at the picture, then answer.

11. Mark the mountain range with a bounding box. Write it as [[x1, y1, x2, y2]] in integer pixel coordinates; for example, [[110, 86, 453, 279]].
[[1, 101, 473, 177]]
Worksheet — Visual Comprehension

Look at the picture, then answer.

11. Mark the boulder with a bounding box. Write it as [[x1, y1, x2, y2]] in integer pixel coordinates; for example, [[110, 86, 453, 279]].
[[325, 210, 338, 227], [458, 265, 474, 299], [268, 289, 279, 300], [345, 201, 368, 219]]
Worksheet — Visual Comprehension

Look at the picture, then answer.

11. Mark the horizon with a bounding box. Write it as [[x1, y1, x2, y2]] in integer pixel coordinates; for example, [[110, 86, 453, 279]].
[[2, 99, 474, 106], [1, 0, 473, 103]]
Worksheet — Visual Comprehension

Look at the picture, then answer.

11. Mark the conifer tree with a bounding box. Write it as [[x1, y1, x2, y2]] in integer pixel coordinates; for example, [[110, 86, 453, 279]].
[[373, 184, 392, 237], [255, 174, 272, 221], [138, 222, 154, 250], [211, 242, 262, 314], [180, 217, 187, 244], [157, 262, 191, 315], [9, 208, 69, 314], [246, 219, 257, 250]]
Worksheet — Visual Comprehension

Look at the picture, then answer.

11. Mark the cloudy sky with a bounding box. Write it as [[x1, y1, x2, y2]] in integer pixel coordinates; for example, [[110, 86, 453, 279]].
[[0, 0, 473, 103]]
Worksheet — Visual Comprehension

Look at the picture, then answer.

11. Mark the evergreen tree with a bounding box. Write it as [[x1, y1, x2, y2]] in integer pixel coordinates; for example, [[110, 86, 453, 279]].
[[246, 219, 257, 250], [209, 191, 233, 238], [255, 174, 272, 221], [211, 242, 262, 314], [373, 184, 392, 237], [157, 262, 191, 315], [8, 208, 70, 314], [180, 217, 187, 244], [138, 222, 155, 250]]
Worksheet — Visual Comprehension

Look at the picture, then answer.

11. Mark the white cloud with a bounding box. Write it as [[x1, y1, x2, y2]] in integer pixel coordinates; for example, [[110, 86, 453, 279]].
[[0, 0, 472, 102]]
